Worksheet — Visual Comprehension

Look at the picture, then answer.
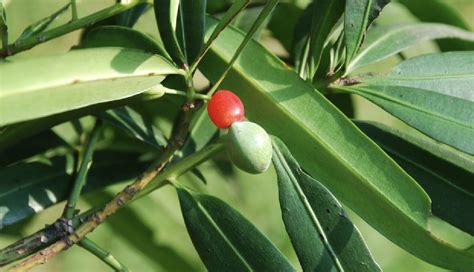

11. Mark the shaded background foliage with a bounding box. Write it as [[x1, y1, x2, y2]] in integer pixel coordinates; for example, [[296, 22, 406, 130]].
[[0, 0, 473, 271]]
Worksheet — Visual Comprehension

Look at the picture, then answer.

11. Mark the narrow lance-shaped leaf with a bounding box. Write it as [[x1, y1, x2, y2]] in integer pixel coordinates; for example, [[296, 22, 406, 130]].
[[154, 0, 186, 66], [177, 188, 295, 271], [344, 0, 388, 64], [272, 137, 381, 271], [356, 121, 474, 235], [81, 25, 168, 57], [362, 51, 474, 102], [339, 84, 474, 155], [97, 106, 168, 150], [0, 47, 179, 126], [177, 0, 207, 64], [199, 17, 474, 270], [398, 0, 474, 51], [0, 152, 148, 229], [347, 23, 474, 74]]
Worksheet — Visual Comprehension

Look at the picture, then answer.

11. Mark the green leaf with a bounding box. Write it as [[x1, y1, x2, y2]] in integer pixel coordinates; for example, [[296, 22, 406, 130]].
[[177, 0, 207, 64], [356, 121, 474, 235], [344, 0, 389, 64], [97, 106, 167, 150], [16, 3, 70, 42], [0, 47, 178, 127], [296, 0, 345, 79], [154, 0, 186, 66], [347, 23, 474, 74], [115, 2, 150, 27], [199, 18, 474, 270], [398, 0, 474, 51], [272, 137, 381, 271], [340, 84, 474, 155], [362, 51, 474, 102], [0, 130, 67, 167], [267, 2, 303, 52], [0, 152, 148, 228], [81, 25, 168, 57], [177, 188, 295, 271]]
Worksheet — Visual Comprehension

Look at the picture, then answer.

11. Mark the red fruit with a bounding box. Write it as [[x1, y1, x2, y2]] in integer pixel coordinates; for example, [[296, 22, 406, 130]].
[[207, 90, 244, 128]]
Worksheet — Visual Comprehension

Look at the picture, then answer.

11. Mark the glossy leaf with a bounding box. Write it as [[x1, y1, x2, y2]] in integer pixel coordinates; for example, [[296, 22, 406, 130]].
[[177, 188, 295, 271], [356, 121, 474, 234], [362, 51, 474, 102], [81, 25, 168, 57], [344, 0, 389, 63], [398, 0, 474, 51], [0, 152, 148, 228], [340, 84, 474, 155], [272, 137, 380, 271], [267, 2, 303, 52], [347, 23, 474, 73], [0, 47, 179, 126], [177, 0, 207, 64], [97, 106, 167, 149], [199, 18, 474, 270], [296, 0, 345, 79], [154, 0, 186, 65]]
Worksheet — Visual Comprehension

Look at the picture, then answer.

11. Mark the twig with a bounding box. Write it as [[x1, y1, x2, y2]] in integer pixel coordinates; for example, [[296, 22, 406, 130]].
[[62, 120, 103, 219], [8, 137, 226, 271], [0, 0, 146, 57], [79, 238, 129, 272]]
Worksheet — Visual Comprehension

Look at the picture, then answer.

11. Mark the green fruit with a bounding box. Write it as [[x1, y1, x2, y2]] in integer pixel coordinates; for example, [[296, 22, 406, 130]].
[[227, 121, 272, 174]]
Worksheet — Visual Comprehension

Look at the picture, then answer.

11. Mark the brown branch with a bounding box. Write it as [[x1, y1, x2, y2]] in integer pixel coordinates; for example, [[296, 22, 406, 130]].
[[8, 101, 201, 272]]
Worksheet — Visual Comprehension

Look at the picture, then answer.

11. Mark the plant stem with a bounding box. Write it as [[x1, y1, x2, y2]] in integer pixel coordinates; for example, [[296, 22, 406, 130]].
[[0, 0, 145, 57], [8, 138, 225, 272], [207, 0, 279, 96], [62, 120, 103, 220], [71, 0, 78, 21], [79, 238, 129, 272]]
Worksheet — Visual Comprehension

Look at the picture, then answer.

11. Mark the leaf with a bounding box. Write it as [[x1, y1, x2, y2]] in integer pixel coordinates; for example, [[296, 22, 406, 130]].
[[267, 2, 303, 52], [344, 0, 389, 64], [0, 130, 67, 167], [347, 23, 474, 74], [398, 0, 474, 51], [198, 17, 474, 270], [296, 0, 345, 79], [0, 47, 178, 126], [272, 137, 381, 271], [0, 152, 148, 228], [362, 51, 474, 102], [115, 2, 150, 27], [16, 3, 70, 42], [356, 121, 474, 235], [177, 188, 295, 271], [340, 84, 474, 155], [97, 106, 167, 149], [177, 0, 207, 64], [154, 0, 186, 66], [81, 25, 168, 57]]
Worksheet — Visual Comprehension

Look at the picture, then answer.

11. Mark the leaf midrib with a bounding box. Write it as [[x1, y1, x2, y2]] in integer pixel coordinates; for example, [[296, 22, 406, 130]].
[[349, 86, 474, 129], [193, 197, 253, 271], [274, 146, 343, 270], [376, 141, 474, 198]]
